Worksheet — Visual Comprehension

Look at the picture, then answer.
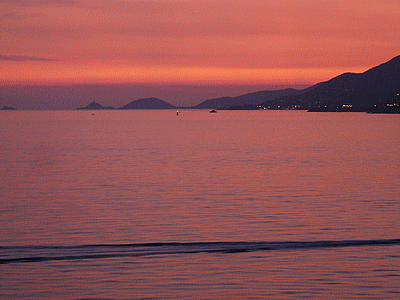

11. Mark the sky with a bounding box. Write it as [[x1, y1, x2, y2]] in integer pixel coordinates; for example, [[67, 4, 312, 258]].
[[1, 0, 399, 108]]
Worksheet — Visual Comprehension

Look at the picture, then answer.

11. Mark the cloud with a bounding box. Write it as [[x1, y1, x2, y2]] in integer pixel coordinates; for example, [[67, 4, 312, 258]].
[[0, 0, 76, 6], [0, 0, 399, 84], [0, 55, 60, 62]]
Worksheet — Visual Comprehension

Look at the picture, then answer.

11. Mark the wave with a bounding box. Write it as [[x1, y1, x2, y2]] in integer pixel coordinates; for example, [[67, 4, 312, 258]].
[[1, 238, 399, 265]]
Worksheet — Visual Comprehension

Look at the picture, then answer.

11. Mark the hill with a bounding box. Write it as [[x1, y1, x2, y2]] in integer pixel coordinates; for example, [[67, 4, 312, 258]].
[[76, 101, 114, 110], [120, 97, 176, 109], [191, 89, 303, 109]]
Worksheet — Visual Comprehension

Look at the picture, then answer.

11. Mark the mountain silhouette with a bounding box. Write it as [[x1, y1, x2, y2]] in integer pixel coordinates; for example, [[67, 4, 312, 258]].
[[76, 101, 114, 110], [120, 97, 176, 109], [258, 55, 400, 111], [4, 55, 399, 111], [191, 89, 303, 109]]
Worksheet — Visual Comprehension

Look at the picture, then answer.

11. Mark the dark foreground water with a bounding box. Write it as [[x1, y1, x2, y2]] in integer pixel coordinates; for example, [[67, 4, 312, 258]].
[[1, 110, 399, 299]]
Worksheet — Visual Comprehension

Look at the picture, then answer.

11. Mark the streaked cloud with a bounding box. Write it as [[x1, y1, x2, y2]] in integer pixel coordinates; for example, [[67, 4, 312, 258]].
[[0, 0, 76, 6], [0, 55, 61, 62]]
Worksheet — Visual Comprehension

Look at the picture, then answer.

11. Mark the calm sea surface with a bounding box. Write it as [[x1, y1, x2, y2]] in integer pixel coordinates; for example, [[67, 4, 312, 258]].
[[0, 110, 399, 299]]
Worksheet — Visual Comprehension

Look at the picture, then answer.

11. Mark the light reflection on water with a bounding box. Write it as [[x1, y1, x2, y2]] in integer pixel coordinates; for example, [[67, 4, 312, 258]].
[[0, 110, 399, 299]]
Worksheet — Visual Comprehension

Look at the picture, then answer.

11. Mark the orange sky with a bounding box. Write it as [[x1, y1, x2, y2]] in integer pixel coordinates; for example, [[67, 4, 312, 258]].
[[0, 0, 399, 106]]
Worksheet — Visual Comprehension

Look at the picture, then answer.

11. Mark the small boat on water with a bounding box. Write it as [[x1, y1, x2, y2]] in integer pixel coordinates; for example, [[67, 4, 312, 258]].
[[209, 109, 217, 113]]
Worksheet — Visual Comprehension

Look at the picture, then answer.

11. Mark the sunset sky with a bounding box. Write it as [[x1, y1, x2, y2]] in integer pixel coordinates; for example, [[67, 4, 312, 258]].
[[1, 0, 399, 108]]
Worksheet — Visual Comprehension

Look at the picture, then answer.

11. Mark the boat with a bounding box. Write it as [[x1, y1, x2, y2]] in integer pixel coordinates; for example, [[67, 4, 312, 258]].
[[209, 109, 217, 113]]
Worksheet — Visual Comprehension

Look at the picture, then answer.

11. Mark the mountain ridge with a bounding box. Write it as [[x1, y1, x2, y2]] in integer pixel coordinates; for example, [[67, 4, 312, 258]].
[[72, 55, 399, 111], [256, 55, 400, 111], [190, 88, 303, 109]]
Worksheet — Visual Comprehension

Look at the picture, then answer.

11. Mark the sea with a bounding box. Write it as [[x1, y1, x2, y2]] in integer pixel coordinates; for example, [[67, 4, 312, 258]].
[[0, 109, 399, 299]]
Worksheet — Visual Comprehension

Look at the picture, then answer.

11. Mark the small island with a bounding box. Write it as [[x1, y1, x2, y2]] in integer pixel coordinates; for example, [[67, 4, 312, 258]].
[[120, 97, 176, 109], [76, 101, 114, 110], [1, 106, 17, 110]]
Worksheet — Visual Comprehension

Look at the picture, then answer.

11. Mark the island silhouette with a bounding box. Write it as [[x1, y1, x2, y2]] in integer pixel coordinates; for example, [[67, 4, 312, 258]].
[[1, 106, 17, 110], [74, 55, 399, 113]]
